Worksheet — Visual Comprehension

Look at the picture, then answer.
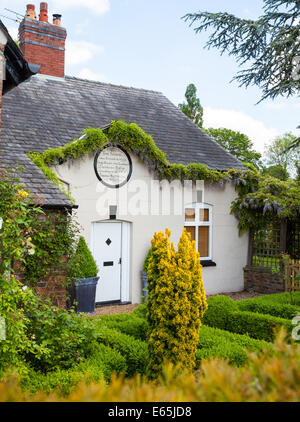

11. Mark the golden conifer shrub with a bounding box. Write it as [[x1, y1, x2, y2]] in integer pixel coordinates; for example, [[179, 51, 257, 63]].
[[146, 228, 207, 377]]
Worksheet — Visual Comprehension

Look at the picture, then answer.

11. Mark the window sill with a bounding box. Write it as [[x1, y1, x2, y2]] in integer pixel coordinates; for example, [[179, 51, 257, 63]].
[[201, 260, 217, 267]]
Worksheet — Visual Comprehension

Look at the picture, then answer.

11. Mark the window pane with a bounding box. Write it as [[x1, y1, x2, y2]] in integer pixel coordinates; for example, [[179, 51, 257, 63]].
[[185, 226, 195, 242], [198, 226, 209, 257], [185, 208, 195, 222], [199, 208, 209, 222]]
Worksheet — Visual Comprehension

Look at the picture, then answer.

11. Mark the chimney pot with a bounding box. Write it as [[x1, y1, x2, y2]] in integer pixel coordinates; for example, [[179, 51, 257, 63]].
[[19, 3, 66, 78], [39, 2, 48, 22], [53, 14, 62, 26], [26, 4, 36, 20]]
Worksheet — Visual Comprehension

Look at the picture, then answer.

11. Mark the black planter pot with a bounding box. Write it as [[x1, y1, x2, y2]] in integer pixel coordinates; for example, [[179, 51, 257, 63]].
[[68, 276, 99, 313]]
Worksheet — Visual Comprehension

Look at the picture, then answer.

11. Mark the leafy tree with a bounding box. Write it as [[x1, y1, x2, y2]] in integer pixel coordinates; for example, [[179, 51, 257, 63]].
[[178, 83, 204, 127], [262, 164, 290, 181], [263, 132, 299, 178], [183, 0, 300, 104], [205, 127, 262, 168], [178, 85, 262, 167]]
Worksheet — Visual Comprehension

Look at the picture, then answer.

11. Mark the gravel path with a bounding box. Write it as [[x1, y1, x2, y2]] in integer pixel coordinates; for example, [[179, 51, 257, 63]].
[[90, 290, 263, 316], [92, 303, 139, 316]]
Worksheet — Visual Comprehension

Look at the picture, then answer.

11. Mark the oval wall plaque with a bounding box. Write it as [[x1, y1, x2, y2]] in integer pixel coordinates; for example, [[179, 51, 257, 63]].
[[94, 145, 132, 188]]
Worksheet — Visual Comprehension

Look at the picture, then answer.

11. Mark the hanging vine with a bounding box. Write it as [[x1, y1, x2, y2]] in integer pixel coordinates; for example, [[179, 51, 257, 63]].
[[27, 120, 300, 234]]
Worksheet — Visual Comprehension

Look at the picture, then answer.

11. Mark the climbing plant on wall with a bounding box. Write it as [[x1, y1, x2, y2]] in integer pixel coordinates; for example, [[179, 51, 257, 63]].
[[27, 121, 300, 233], [0, 169, 79, 286]]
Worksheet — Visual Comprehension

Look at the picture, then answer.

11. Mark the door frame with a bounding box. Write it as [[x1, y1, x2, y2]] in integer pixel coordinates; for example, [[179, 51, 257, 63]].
[[90, 220, 131, 303]]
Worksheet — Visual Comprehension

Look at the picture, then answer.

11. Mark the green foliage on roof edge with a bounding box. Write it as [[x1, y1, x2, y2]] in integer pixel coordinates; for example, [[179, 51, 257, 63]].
[[27, 120, 300, 234]]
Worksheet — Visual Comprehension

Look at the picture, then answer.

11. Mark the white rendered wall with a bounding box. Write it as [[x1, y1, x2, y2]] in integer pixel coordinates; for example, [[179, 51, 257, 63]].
[[53, 151, 248, 303]]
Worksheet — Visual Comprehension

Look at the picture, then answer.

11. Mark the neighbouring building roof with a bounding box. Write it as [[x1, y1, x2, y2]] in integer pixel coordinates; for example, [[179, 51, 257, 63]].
[[0, 20, 39, 95], [1, 75, 245, 207]]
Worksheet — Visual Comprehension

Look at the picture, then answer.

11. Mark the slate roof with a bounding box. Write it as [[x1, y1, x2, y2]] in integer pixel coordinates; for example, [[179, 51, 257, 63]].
[[0, 138, 73, 208], [1, 75, 245, 207]]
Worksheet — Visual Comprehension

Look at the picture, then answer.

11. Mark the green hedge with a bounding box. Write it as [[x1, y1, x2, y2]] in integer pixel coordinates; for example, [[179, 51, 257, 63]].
[[237, 299, 300, 320], [202, 296, 238, 329], [251, 292, 300, 306], [196, 325, 273, 367], [93, 314, 148, 340], [21, 367, 91, 397], [82, 342, 127, 381], [203, 296, 292, 342], [132, 304, 147, 319], [95, 327, 149, 377], [226, 311, 291, 342], [20, 343, 128, 396]]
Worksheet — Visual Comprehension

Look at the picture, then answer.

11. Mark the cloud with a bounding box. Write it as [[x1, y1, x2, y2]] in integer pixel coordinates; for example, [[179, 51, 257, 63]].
[[77, 67, 106, 82], [65, 41, 104, 66], [52, 0, 110, 15], [203, 107, 280, 153]]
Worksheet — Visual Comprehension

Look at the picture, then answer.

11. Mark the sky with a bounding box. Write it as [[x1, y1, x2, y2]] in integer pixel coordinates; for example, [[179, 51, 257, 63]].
[[1, 0, 300, 155]]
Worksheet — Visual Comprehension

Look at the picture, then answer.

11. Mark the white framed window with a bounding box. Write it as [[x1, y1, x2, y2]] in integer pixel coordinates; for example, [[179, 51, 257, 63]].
[[184, 203, 213, 260]]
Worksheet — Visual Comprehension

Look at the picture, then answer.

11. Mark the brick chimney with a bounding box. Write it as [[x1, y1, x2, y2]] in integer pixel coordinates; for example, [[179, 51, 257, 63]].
[[19, 3, 67, 78]]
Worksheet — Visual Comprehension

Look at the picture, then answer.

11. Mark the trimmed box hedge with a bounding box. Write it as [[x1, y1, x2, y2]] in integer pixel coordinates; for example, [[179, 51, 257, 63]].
[[83, 342, 127, 381], [253, 292, 300, 306], [93, 314, 148, 341], [21, 367, 88, 397], [196, 325, 273, 367], [203, 296, 292, 342], [237, 299, 300, 320], [225, 310, 291, 342], [95, 327, 149, 377]]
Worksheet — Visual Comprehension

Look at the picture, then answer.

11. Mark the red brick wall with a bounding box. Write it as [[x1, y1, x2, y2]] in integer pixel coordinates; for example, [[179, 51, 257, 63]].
[[14, 209, 69, 308], [19, 19, 66, 78], [244, 266, 285, 294]]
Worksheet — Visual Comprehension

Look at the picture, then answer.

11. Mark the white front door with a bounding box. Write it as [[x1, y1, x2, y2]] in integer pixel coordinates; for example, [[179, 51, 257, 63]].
[[92, 222, 122, 303]]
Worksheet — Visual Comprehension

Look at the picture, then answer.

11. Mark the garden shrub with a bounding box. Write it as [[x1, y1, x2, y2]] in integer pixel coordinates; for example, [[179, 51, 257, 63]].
[[225, 311, 292, 342], [24, 296, 97, 371], [143, 248, 153, 272], [83, 343, 127, 381], [20, 367, 86, 397], [0, 276, 47, 377], [253, 292, 300, 306], [202, 296, 238, 329], [67, 236, 98, 279], [196, 325, 273, 367], [95, 327, 149, 377], [92, 314, 148, 340], [237, 299, 300, 320], [196, 340, 248, 367], [202, 295, 292, 342], [20, 343, 126, 396], [2, 330, 300, 402], [146, 229, 207, 377], [132, 304, 147, 319]]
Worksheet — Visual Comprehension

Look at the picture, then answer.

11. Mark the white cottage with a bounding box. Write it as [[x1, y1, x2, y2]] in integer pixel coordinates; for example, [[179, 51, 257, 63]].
[[1, 3, 248, 305]]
